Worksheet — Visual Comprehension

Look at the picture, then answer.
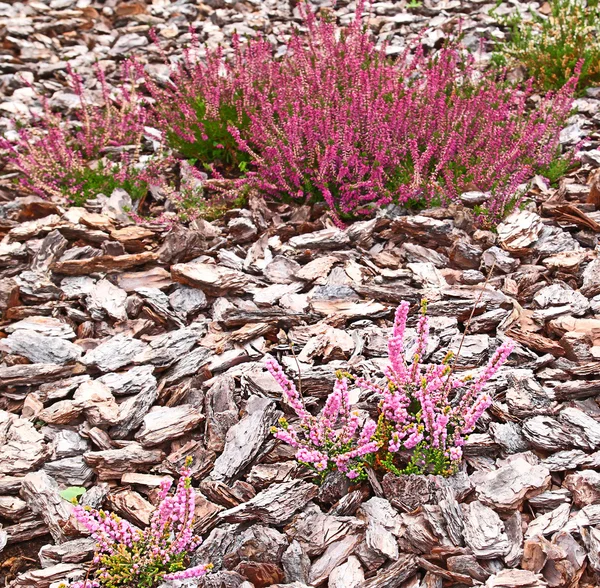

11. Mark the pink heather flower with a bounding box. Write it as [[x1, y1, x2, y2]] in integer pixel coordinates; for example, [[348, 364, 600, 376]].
[[72, 466, 209, 586], [266, 357, 309, 422], [267, 357, 379, 478]]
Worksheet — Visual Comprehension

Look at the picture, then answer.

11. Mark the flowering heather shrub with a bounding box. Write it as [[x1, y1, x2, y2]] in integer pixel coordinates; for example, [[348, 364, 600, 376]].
[[231, 2, 578, 225], [0, 65, 150, 205], [66, 461, 211, 588], [269, 300, 514, 478]]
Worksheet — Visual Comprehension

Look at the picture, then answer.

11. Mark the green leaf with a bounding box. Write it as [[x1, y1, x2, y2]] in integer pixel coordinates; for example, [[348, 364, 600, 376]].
[[59, 486, 86, 502]]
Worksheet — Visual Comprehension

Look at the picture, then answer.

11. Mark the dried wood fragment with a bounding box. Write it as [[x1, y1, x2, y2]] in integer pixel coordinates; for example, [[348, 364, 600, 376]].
[[172, 262, 252, 296], [219, 480, 318, 525], [473, 457, 550, 511], [461, 501, 511, 559], [52, 251, 158, 275], [357, 554, 418, 588], [135, 404, 204, 447], [308, 533, 362, 586], [9, 563, 83, 588], [0, 411, 49, 475], [211, 397, 279, 483], [84, 443, 165, 480], [81, 333, 148, 372], [21, 470, 75, 543]]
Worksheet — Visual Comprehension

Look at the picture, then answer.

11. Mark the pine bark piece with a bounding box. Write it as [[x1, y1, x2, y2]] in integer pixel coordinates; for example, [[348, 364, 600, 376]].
[[288, 228, 351, 250], [38, 537, 96, 566], [446, 555, 490, 582], [497, 210, 544, 252], [219, 480, 318, 525], [525, 503, 571, 539], [0, 411, 49, 475], [282, 540, 311, 585], [109, 377, 159, 439], [4, 518, 50, 545], [193, 492, 224, 535], [329, 556, 364, 588], [211, 397, 279, 483], [308, 533, 363, 586], [93, 364, 153, 396], [86, 278, 128, 321], [286, 506, 366, 557], [52, 251, 158, 275], [162, 345, 213, 385], [205, 375, 239, 453], [106, 488, 155, 527], [73, 379, 120, 426], [523, 416, 592, 451], [84, 443, 165, 480], [2, 331, 83, 364], [0, 363, 76, 388], [560, 407, 600, 448], [168, 285, 208, 315], [134, 325, 205, 368], [43, 456, 94, 486], [461, 501, 511, 559], [504, 511, 524, 568], [116, 267, 173, 292], [135, 404, 204, 447], [135, 286, 185, 327], [564, 470, 600, 507], [0, 495, 28, 521], [0, 277, 20, 317], [9, 563, 83, 588], [356, 553, 419, 588], [484, 569, 547, 588], [38, 400, 84, 426], [4, 315, 75, 339], [171, 262, 251, 296], [223, 524, 288, 570], [386, 215, 455, 246], [552, 379, 600, 401], [81, 333, 148, 372], [21, 470, 75, 544], [473, 457, 551, 511]]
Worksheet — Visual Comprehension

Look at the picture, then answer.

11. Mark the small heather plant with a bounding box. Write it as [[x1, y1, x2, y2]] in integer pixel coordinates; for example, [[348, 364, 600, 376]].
[[358, 300, 515, 476], [65, 460, 211, 588], [492, 0, 600, 94], [0, 64, 151, 205], [268, 300, 514, 479]]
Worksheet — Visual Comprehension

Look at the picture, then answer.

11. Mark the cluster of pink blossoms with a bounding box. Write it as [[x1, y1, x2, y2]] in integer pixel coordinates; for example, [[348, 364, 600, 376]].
[[266, 358, 379, 479], [269, 300, 514, 478], [69, 463, 211, 587], [356, 301, 515, 471]]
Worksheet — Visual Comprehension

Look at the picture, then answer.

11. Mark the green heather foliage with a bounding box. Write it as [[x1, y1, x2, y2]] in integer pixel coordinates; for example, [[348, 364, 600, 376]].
[[493, 0, 600, 94]]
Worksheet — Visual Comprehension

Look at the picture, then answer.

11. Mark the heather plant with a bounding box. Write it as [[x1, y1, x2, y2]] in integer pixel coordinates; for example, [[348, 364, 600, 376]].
[[64, 460, 211, 588], [269, 300, 514, 479], [227, 1, 577, 225], [492, 0, 600, 94], [139, 1, 577, 226], [0, 64, 151, 205]]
